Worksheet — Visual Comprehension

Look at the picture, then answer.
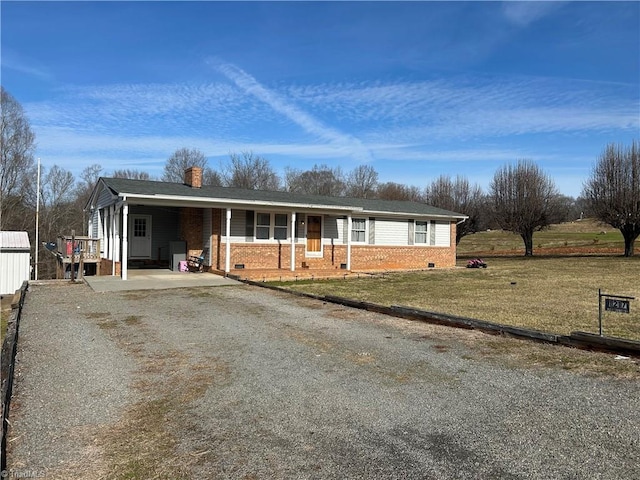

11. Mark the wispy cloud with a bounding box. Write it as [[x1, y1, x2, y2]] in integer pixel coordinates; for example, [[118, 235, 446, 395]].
[[501, 1, 564, 27], [212, 61, 374, 163], [2, 49, 53, 80], [286, 76, 638, 142], [24, 66, 637, 199]]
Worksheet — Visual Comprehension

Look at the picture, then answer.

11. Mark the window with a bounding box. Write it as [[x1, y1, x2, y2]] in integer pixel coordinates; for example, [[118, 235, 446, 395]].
[[256, 213, 270, 240], [255, 212, 289, 240], [133, 218, 146, 238], [415, 221, 428, 244], [274, 214, 288, 240], [351, 218, 366, 243]]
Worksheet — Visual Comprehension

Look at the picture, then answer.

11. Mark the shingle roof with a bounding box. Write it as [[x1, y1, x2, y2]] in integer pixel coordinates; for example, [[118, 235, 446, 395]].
[[99, 177, 466, 219]]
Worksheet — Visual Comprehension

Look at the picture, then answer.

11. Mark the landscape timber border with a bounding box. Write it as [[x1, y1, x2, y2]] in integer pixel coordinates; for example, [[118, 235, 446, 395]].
[[1, 281, 28, 473], [241, 278, 640, 358]]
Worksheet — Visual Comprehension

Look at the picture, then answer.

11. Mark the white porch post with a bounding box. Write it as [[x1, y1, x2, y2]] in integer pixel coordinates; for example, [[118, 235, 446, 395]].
[[109, 205, 115, 261], [347, 214, 352, 271], [111, 206, 118, 275], [290, 212, 296, 272], [122, 203, 129, 280], [225, 208, 231, 273]]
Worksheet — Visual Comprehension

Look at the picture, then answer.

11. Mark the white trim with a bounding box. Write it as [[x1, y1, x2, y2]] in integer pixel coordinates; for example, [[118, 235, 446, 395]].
[[290, 212, 296, 272], [305, 214, 323, 258], [122, 203, 128, 280], [225, 208, 231, 273], [254, 211, 290, 242], [350, 217, 368, 244], [347, 215, 352, 270], [111, 192, 361, 213]]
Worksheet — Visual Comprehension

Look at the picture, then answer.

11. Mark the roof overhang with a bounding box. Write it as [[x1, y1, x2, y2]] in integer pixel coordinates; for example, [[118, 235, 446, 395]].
[[118, 193, 364, 214]]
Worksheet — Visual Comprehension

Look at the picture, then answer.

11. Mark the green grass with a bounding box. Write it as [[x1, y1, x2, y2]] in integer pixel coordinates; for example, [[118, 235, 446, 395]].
[[457, 219, 625, 256], [275, 220, 640, 341]]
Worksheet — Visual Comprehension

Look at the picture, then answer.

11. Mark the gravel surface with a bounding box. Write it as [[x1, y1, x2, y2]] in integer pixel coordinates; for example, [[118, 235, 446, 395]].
[[7, 280, 640, 479]]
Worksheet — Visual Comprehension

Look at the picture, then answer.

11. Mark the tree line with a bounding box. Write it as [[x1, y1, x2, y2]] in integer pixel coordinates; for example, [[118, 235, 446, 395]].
[[1, 86, 638, 281]]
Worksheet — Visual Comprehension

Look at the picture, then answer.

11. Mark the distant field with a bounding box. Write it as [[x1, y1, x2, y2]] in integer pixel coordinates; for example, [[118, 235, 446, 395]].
[[457, 218, 625, 257], [278, 220, 639, 341]]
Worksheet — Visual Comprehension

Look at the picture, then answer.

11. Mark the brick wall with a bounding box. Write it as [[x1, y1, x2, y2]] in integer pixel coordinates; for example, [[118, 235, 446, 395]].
[[214, 219, 457, 272], [180, 207, 204, 258], [211, 209, 222, 270], [218, 242, 455, 271], [99, 258, 120, 276], [351, 245, 455, 270]]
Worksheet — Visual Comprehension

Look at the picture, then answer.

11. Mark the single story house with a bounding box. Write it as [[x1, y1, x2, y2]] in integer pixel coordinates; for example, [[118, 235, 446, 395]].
[[0, 231, 31, 295], [85, 167, 467, 280]]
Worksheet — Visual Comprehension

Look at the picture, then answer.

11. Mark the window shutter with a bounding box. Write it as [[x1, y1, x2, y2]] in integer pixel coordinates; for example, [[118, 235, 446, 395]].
[[245, 210, 254, 241], [368, 218, 375, 244], [430, 220, 436, 246], [408, 220, 415, 245], [343, 216, 348, 244]]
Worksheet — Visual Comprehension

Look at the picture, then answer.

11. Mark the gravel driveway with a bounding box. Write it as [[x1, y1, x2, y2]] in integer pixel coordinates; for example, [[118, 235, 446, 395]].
[[7, 280, 640, 479]]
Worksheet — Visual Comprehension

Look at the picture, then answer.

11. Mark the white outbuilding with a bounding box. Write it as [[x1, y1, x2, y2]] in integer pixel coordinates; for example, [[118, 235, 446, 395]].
[[0, 231, 31, 296]]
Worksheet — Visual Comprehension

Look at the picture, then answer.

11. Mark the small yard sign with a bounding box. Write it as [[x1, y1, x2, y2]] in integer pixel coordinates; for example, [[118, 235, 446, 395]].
[[598, 289, 635, 336], [604, 298, 630, 314]]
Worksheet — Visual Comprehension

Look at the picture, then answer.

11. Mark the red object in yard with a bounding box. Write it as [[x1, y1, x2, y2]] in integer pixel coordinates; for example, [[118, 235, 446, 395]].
[[66, 241, 73, 255]]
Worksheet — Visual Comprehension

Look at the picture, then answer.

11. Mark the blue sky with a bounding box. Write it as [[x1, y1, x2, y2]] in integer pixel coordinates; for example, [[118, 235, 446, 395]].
[[2, 1, 638, 198]]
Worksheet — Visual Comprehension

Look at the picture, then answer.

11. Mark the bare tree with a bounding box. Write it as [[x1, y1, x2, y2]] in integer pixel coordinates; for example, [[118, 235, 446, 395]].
[[345, 165, 378, 198], [163, 148, 215, 183], [284, 164, 345, 196], [376, 182, 423, 202], [112, 169, 151, 180], [490, 160, 563, 256], [424, 175, 484, 245], [36, 165, 80, 278], [203, 169, 223, 187], [222, 151, 280, 190], [582, 141, 640, 257], [1, 87, 36, 230]]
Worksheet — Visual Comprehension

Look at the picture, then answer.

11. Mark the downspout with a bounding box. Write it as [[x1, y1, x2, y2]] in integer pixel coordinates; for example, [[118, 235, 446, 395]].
[[225, 208, 231, 274]]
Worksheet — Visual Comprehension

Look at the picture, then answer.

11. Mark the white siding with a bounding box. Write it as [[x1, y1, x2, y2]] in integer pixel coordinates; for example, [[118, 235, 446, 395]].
[[434, 221, 451, 246], [0, 231, 31, 295], [375, 218, 410, 246], [96, 187, 114, 209]]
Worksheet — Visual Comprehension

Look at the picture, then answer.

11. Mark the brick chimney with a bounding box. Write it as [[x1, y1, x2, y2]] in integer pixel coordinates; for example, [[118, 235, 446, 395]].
[[184, 167, 202, 188]]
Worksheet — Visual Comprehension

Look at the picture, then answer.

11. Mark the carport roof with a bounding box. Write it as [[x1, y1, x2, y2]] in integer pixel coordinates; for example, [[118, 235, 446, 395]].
[[94, 177, 467, 219]]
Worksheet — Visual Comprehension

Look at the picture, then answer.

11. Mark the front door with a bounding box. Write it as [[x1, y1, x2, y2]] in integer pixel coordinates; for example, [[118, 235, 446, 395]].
[[306, 215, 322, 256], [129, 215, 152, 258]]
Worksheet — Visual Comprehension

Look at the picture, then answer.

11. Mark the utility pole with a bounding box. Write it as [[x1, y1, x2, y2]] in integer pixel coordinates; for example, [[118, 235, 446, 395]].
[[35, 158, 41, 280]]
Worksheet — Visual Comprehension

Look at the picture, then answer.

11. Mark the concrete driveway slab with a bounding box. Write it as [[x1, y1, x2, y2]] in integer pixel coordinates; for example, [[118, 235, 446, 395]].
[[83, 269, 240, 292]]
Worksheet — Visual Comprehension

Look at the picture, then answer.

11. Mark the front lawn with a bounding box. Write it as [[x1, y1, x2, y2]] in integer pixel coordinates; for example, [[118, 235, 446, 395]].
[[276, 256, 640, 340]]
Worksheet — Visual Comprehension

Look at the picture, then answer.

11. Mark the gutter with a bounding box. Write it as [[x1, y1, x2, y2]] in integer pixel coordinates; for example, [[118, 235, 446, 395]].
[[117, 193, 363, 213]]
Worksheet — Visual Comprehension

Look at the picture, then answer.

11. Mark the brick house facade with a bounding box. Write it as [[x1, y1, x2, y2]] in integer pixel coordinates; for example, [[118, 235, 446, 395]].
[[87, 168, 466, 280]]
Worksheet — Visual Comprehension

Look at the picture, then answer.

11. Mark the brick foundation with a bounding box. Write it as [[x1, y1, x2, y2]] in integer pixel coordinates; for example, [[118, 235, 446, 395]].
[[99, 258, 121, 276], [216, 242, 455, 271]]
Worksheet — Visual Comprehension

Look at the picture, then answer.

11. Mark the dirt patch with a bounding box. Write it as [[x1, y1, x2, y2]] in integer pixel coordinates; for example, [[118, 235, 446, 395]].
[[43, 307, 232, 479]]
